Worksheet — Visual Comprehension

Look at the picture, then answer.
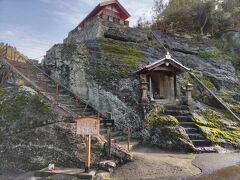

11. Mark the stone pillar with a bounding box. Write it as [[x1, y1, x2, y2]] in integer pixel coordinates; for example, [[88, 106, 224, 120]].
[[140, 74, 149, 103], [185, 83, 194, 105]]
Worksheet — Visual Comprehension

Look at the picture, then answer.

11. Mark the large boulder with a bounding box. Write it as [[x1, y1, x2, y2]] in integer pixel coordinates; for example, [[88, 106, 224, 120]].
[[104, 26, 148, 42]]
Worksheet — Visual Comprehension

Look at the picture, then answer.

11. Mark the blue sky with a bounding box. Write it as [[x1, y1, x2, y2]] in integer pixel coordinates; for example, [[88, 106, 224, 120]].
[[0, 0, 154, 59]]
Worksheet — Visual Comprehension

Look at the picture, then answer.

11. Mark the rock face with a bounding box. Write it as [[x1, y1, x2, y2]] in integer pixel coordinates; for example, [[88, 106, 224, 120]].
[[155, 32, 239, 89], [0, 84, 102, 173], [221, 30, 240, 57], [44, 36, 164, 133], [44, 21, 240, 150]]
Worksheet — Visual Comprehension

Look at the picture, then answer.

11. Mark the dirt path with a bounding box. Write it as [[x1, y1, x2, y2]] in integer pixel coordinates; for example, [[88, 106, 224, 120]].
[[111, 146, 201, 179]]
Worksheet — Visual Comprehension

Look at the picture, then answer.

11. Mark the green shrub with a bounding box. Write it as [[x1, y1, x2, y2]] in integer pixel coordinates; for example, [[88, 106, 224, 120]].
[[153, 0, 240, 36], [200, 77, 215, 89]]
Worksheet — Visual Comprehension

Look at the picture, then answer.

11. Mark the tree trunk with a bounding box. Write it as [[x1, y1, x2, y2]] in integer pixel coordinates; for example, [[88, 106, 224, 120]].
[[200, 16, 208, 36]]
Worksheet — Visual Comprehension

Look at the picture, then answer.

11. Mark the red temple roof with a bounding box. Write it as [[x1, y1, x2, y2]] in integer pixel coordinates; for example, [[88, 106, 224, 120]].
[[77, 0, 130, 28]]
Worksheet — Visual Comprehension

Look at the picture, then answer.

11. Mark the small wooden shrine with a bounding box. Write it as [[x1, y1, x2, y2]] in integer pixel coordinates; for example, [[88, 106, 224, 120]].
[[136, 53, 190, 104]]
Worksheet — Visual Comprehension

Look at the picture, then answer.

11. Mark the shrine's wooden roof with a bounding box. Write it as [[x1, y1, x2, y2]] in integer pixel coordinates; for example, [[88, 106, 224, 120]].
[[136, 53, 190, 74]]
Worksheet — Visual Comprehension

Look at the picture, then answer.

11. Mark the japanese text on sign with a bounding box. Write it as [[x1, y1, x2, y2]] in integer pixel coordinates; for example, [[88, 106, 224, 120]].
[[76, 117, 99, 135]]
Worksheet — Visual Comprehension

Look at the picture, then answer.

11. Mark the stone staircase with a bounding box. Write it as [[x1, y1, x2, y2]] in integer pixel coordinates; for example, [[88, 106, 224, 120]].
[[3, 59, 133, 159], [164, 105, 216, 152]]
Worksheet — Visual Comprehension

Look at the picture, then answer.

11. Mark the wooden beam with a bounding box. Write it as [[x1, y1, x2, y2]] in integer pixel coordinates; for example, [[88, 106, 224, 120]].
[[174, 74, 177, 99]]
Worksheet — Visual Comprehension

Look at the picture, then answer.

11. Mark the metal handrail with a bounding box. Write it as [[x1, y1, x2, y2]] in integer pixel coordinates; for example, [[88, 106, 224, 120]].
[[189, 72, 240, 122]]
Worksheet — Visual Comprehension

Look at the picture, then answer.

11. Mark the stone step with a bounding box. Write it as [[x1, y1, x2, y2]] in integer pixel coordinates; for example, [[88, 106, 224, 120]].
[[118, 139, 140, 151], [188, 133, 205, 140], [44, 92, 76, 100], [58, 97, 79, 104], [180, 122, 196, 127], [77, 111, 97, 117], [165, 110, 191, 116], [14, 67, 41, 74], [164, 105, 189, 111], [175, 116, 193, 122], [192, 140, 211, 147], [111, 136, 127, 143], [185, 127, 200, 134], [100, 130, 123, 138], [45, 93, 71, 100], [195, 147, 217, 153], [100, 128, 108, 134], [63, 104, 87, 109], [70, 108, 93, 114]]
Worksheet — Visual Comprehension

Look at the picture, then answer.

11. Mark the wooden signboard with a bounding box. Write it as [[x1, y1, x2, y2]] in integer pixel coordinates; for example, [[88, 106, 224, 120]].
[[76, 117, 99, 136], [76, 117, 99, 173]]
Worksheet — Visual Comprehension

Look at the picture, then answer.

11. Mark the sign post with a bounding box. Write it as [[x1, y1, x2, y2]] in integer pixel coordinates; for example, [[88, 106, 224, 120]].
[[85, 135, 91, 172], [107, 112, 113, 160], [76, 117, 99, 173], [107, 127, 111, 160]]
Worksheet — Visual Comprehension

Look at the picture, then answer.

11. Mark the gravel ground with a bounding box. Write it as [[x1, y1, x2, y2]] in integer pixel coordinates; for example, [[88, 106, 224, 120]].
[[1, 146, 239, 180], [111, 146, 201, 179], [111, 146, 240, 180]]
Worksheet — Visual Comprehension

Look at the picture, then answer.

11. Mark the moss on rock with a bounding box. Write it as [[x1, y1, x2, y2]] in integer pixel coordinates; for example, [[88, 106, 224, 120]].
[[193, 111, 240, 148], [0, 87, 51, 130], [99, 42, 144, 67], [86, 39, 145, 86], [146, 107, 179, 126], [199, 126, 240, 146], [144, 106, 194, 152]]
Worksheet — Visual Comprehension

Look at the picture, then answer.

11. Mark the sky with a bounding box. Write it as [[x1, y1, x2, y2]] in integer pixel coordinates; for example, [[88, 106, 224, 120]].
[[0, 0, 155, 60]]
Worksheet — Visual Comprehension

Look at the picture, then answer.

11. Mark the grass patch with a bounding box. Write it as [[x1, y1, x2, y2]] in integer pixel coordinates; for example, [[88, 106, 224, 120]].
[[100, 42, 144, 68], [31, 95, 49, 114], [91, 40, 145, 84], [8, 93, 27, 122], [0, 88, 6, 96], [197, 50, 236, 62], [144, 40, 162, 49]]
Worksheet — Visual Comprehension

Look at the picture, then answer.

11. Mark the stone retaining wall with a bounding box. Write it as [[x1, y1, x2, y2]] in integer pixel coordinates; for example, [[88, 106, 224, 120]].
[[63, 17, 148, 44]]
